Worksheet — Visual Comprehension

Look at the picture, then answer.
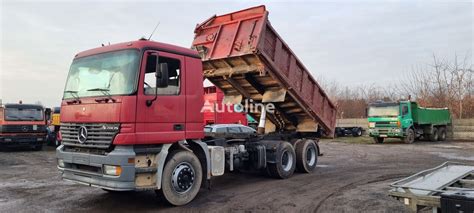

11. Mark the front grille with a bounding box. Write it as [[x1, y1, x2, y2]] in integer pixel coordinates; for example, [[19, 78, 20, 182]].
[[60, 123, 119, 149], [1, 125, 47, 133]]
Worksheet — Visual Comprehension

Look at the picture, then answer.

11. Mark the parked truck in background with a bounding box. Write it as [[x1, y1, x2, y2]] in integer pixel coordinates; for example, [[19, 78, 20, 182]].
[[56, 6, 337, 206], [367, 101, 451, 144], [0, 103, 48, 150], [203, 86, 248, 125]]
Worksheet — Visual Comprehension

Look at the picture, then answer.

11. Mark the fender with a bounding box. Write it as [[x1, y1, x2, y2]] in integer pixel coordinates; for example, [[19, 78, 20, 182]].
[[187, 140, 211, 181], [155, 140, 210, 190], [155, 143, 172, 190]]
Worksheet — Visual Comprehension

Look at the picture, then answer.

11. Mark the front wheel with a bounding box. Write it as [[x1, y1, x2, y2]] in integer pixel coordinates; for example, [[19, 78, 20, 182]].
[[403, 129, 415, 144], [352, 128, 362, 137], [373, 137, 384, 144], [156, 150, 202, 206]]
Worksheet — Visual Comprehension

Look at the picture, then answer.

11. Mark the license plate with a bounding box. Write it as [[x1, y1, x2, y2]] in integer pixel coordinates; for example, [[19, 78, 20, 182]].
[[380, 135, 387, 138]]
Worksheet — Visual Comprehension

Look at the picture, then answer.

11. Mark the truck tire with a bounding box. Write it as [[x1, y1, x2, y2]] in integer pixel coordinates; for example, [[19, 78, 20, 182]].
[[352, 128, 362, 137], [429, 127, 439, 142], [403, 129, 415, 144], [295, 140, 318, 173], [438, 127, 447, 141], [156, 150, 202, 206], [33, 144, 43, 151], [267, 142, 296, 179], [374, 137, 384, 144]]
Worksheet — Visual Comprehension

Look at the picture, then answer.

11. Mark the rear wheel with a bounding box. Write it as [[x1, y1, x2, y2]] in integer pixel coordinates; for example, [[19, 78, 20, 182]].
[[429, 127, 439, 142], [156, 150, 202, 206], [295, 140, 318, 173], [373, 137, 384, 144], [267, 142, 296, 179], [438, 127, 447, 141], [403, 129, 415, 144]]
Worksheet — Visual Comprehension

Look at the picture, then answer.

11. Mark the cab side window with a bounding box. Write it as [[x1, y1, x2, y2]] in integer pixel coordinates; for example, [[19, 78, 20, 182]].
[[144, 55, 181, 95], [402, 106, 409, 116]]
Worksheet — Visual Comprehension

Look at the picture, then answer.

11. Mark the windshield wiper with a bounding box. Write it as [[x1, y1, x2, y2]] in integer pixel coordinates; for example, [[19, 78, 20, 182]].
[[25, 116, 41, 120], [6, 115, 20, 120], [87, 88, 116, 102], [64, 90, 81, 104]]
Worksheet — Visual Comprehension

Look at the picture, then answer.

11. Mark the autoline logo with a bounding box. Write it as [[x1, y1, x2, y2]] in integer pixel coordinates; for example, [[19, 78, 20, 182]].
[[201, 99, 275, 114]]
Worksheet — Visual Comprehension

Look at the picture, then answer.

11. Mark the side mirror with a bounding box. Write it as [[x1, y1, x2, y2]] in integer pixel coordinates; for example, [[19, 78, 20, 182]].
[[146, 61, 169, 107], [45, 108, 52, 121], [156, 63, 169, 88]]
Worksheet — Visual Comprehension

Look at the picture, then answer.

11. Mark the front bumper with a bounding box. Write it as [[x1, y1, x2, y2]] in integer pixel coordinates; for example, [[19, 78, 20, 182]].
[[56, 145, 136, 191], [0, 135, 45, 147], [368, 128, 403, 138]]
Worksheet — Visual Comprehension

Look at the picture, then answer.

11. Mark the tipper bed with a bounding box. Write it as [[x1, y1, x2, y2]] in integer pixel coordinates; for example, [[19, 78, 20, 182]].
[[192, 5, 337, 135]]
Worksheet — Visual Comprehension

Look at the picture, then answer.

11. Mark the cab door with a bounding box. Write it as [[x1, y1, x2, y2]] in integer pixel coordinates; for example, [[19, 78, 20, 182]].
[[135, 50, 186, 144], [400, 103, 412, 129]]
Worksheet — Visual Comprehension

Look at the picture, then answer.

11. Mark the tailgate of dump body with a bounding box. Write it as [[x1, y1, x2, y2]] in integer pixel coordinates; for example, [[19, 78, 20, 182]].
[[192, 5, 336, 135]]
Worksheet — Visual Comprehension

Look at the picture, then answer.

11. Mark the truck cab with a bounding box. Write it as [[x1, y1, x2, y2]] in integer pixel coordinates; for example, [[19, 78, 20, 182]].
[[367, 101, 450, 144], [56, 40, 205, 194], [56, 6, 335, 206], [0, 103, 48, 150]]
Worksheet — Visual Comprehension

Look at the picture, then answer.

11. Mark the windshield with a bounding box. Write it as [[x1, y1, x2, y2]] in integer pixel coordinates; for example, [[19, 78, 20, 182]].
[[368, 105, 399, 117], [5, 108, 44, 121], [204, 127, 212, 133], [63, 49, 140, 99]]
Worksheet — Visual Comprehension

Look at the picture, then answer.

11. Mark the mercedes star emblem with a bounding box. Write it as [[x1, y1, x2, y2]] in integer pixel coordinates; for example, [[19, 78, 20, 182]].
[[78, 126, 88, 143]]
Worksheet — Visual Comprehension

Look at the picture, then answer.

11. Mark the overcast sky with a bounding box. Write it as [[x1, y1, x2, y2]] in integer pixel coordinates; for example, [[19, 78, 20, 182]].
[[0, 0, 472, 107]]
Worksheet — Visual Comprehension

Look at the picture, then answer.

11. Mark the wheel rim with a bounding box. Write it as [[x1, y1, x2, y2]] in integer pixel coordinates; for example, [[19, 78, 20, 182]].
[[306, 146, 316, 167], [409, 131, 414, 142], [281, 150, 293, 172], [171, 162, 195, 194]]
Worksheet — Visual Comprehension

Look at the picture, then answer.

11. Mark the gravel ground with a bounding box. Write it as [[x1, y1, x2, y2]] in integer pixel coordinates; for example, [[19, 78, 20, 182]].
[[0, 139, 473, 212]]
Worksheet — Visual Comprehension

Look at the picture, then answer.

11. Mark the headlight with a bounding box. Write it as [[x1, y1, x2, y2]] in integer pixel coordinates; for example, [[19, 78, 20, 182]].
[[103, 165, 122, 176], [369, 122, 375, 128], [58, 159, 65, 168]]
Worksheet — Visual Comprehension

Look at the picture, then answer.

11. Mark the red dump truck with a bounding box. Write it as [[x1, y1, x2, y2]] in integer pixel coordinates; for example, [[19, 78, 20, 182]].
[[203, 86, 248, 125], [56, 5, 337, 206]]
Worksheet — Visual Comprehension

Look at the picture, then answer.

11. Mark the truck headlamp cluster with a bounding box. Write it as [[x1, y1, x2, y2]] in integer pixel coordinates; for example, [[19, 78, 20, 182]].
[[369, 122, 375, 128], [103, 165, 122, 176], [57, 159, 65, 168]]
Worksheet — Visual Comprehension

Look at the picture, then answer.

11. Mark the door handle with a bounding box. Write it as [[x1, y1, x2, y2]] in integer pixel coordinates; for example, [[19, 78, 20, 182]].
[[174, 124, 184, 131]]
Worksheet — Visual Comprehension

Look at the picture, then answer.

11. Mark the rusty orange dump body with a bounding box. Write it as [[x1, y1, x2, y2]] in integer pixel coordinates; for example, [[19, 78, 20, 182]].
[[192, 5, 336, 135]]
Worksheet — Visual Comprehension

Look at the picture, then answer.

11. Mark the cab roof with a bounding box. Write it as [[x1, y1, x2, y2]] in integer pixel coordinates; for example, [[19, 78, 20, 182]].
[[75, 39, 200, 59]]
